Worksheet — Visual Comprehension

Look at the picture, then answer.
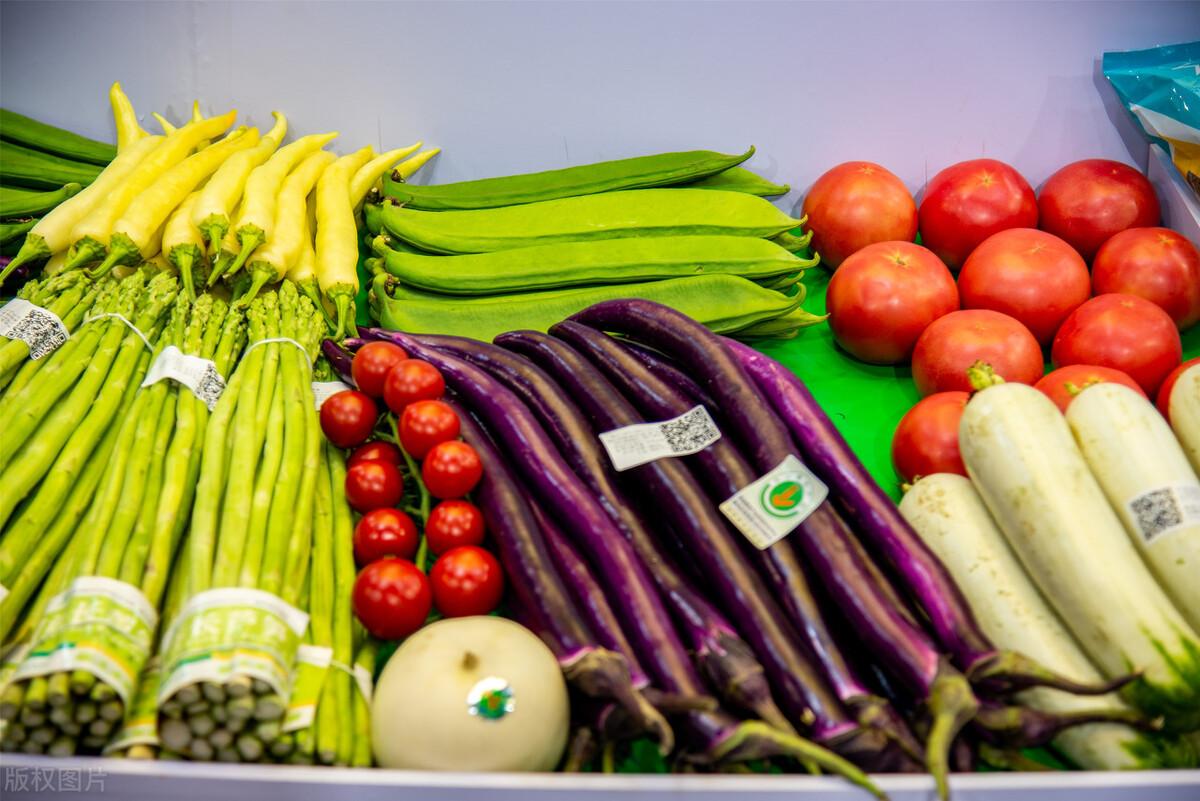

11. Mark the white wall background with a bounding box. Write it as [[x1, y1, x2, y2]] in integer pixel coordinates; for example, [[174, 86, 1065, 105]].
[[2, 0, 1197, 211]]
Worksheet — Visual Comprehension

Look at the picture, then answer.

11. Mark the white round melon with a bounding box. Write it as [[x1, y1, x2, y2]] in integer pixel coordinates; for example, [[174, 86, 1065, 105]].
[[371, 616, 569, 771]]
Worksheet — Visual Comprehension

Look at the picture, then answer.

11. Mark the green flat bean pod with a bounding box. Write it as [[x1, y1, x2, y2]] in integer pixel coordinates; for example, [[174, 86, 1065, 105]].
[[371, 234, 816, 295], [683, 166, 790, 196], [370, 272, 804, 342], [382, 147, 754, 210], [380, 188, 803, 254]]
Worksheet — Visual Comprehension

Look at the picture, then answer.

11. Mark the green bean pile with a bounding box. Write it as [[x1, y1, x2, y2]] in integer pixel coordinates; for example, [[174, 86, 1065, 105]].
[[365, 148, 823, 343]]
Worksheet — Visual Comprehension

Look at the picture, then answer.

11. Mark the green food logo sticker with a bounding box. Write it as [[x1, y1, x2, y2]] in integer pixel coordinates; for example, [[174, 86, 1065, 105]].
[[719, 455, 829, 550]]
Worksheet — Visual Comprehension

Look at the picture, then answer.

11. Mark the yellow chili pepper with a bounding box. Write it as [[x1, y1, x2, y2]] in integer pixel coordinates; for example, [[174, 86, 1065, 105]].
[[163, 190, 208, 298], [88, 125, 258, 278], [394, 147, 441, 181], [315, 146, 374, 338], [348, 142, 422, 207], [109, 81, 149, 151]]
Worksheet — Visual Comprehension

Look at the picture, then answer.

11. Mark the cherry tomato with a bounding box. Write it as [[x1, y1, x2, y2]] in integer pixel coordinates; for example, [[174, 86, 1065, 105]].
[[801, 161, 918, 269], [1051, 294, 1182, 396], [1092, 227, 1200, 330], [352, 558, 432, 640], [344, 460, 404, 513], [825, 241, 958, 364], [957, 228, 1091, 346], [1038, 159, 1161, 262], [399, 400, 461, 459], [383, 359, 446, 414], [348, 440, 403, 469], [911, 309, 1043, 396], [422, 440, 483, 500], [351, 341, 408, 398], [430, 546, 504, 617], [1034, 365, 1146, 413], [918, 159, 1038, 270], [319, 390, 378, 449], [354, 508, 420, 565], [1156, 358, 1200, 422], [891, 392, 969, 483], [426, 500, 486, 556]]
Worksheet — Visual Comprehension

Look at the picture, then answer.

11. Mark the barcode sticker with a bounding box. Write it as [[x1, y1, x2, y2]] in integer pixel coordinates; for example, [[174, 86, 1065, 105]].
[[142, 345, 226, 410], [1127, 482, 1200, 544], [312, 380, 352, 410], [719, 454, 828, 550], [0, 298, 68, 360], [598, 405, 721, 471]]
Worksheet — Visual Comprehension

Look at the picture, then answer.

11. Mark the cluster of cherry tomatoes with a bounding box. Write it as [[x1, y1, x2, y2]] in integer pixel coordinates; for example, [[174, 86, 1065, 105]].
[[802, 157, 1199, 484], [318, 340, 504, 641]]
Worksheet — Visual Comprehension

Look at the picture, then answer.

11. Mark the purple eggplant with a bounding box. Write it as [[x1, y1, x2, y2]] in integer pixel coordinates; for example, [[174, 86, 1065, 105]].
[[413, 333, 783, 728], [722, 338, 1133, 697], [321, 339, 355, 383], [547, 320, 920, 765], [449, 399, 672, 752], [619, 340, 719, 411], [494, 328, 923, 773]]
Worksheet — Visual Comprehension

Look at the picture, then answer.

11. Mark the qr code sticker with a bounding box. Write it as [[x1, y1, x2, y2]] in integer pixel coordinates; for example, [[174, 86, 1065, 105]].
[[0, 301, 68, 360], [1130, 488, 1183, 544], [193, 366, 226, 411], [659, 406, 720, 454]]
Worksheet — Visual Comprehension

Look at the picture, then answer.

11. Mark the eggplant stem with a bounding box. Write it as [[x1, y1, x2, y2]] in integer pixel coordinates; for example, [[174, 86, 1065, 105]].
[[562, 649, 675, 757], [975, 703, 1163, 748], [925, 667, 979, 801], [709, 721, 886, 800], [977, 743, 1055, 772], [639, 688, 719, 714], [970, 651, 1140, 696], [600, 740, 617, 774], [561, 727, 596, 773]]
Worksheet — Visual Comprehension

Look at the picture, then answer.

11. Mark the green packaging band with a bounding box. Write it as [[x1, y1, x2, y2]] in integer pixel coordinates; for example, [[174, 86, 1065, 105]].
[[12, 577, 157, 706], [158, 588, 309, 705], [282, 645, 333, 733], [104, 657, 161, 754]]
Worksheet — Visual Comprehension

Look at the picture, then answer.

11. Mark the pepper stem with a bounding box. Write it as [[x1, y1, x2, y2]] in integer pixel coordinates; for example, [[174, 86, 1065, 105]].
[[224, 228, 265, 281], [174, 249, 197, 300], [63, 239, 105, 272], [0, 234, 51, 285]]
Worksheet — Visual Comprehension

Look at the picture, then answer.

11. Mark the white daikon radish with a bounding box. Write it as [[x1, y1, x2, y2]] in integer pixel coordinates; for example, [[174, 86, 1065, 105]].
[[959, 381, 1200, 730], [372, 616, 569, 771], [901, 473, 1159, 768], [1169, 363, 1200, 474], [1068, 382, 1200, 631]]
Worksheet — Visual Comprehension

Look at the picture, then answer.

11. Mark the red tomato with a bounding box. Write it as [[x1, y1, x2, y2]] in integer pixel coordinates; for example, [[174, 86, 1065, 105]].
[[422, 440, 483, 500], [957, 228, 1091, 346], [891, 392, 969, 483], [801, 162, 918, 268], [352, 558, 432, 640], [911, 309, 1043, 396], [344, 460, 404, 513], [354, 508, 419, 565], [1034, 365, 1146, 413], [1156, 358, 1200, 421], [825, 241, 959, 364], [351, 341, 408, 398], [426, 500, 486, 556], [1051, 294, 1182, 396], [1038, 159, 1160, 261], [918, 159, 1038, 270], [430, 546, 504, 617], [347, 440, 403, 469], [319, 390, 378, 449], [383, 359, 446, 415], [1092, 227, 1200, 330], [399, 400, 461, 459]]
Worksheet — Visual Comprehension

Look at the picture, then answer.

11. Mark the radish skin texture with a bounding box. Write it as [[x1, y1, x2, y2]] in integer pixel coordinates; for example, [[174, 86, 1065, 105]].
[[900, 473, 1157, 769], [1067, 383, 1200, 632], [960, 382, 1200, 729], [371, 616, 568, 771], [1171, 364, 1200, 474]]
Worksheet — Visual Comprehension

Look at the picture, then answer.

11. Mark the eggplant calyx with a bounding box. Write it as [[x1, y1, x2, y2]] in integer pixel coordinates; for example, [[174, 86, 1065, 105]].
[[697, 634, 795, 734], [707, 721, 887, 800], [563, 648, 675, 757], [968, 650, 1140, 696], [974, 702, 1163, 748], [925, 663, 980, 801], [847, 695, 925, 769]]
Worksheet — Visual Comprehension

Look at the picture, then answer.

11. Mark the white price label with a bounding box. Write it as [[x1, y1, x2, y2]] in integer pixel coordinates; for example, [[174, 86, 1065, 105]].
[[142, 345, 226, 409], [312, 380, 352, 410], [719, 454, 828, 550], [1127, 482, 1200, 545], [598, 405, 721, 471], [0, 298, 68, 360]]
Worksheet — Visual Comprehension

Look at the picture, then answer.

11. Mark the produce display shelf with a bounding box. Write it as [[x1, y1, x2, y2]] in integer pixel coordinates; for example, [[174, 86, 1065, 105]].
[[1, 755, 1198, 801]]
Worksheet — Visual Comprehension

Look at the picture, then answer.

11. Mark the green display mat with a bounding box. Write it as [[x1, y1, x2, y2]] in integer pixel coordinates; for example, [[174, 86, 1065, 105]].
[[755, 267, 1200, 503]]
